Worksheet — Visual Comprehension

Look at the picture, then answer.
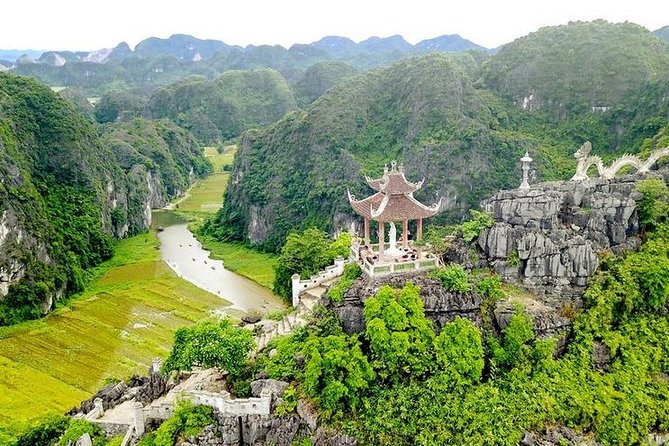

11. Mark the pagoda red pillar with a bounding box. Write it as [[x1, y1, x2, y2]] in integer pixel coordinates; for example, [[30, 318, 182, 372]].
[[364, 218, 370, 244], [378, 220, 385, 262], [402, 219, 409, 248]]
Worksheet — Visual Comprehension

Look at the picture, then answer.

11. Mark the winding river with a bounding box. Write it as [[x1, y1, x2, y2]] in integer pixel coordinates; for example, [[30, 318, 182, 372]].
[[153, 211, 283, 312]]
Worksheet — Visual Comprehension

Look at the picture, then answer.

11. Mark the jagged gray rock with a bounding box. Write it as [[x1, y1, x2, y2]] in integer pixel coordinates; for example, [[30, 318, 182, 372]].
[[77, 381, 128, 413], [75, 433, 93, 446], [182, 410, 356, 446], [332, 272, 483, 333], [521, 426, 602, 445], [479, 175, 648, 299], [250, 379, 289, 399]]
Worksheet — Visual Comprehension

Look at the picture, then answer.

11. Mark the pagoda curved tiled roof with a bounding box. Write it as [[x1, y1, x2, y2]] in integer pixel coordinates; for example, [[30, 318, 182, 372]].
[[348, 161, 441, 221]]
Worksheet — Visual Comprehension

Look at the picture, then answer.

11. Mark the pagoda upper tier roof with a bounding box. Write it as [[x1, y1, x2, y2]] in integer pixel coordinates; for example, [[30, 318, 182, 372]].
[[348, 190, 442, 221], [365, 161, 424, 195]]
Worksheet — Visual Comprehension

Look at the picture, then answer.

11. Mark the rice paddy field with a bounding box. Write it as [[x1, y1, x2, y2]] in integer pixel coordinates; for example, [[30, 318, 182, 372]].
[[0, 232, 230, 438], [174, 145, 236, 215], [0, 144, 280, 440]]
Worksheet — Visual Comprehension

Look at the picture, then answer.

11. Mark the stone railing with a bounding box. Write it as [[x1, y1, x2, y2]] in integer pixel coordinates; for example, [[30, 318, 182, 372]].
[[291, 256, 346, 307], [120, 426, 135, 446], [187, 388, 271, 416], [360, 256, 439, 277]]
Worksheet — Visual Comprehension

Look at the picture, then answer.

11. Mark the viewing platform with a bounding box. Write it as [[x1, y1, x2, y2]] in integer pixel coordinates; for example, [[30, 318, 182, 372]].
[[350, 241, 440, 278], [347, 161, 443, 278]]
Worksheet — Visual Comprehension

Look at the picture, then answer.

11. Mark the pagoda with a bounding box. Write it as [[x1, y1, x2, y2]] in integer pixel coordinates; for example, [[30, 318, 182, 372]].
[[348, 161, 442, 267]]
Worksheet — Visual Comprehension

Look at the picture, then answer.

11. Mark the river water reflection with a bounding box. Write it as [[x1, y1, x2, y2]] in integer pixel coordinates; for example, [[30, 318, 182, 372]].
[[153, 211, 283, 311]]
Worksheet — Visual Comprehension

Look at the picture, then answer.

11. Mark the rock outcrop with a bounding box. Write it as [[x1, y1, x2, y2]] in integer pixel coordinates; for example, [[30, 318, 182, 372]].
[[520, 426, 602, 446], [478, 174, 650, 300], [180, 412, 357, 446], [331, 272, 483, 333]]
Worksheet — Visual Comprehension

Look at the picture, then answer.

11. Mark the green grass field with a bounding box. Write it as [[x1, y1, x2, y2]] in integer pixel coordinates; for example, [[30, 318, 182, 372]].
[[0, 232, 230, 434], [175, 146, 236, 215], [197, 232, 277, 289]]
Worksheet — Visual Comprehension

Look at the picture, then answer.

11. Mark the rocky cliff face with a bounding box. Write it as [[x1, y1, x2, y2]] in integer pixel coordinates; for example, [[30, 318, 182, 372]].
[[329, 173, 666, 344], [478, 174, 654, 300], [0, 73, 210, 324], [331, 272, 483, 334]]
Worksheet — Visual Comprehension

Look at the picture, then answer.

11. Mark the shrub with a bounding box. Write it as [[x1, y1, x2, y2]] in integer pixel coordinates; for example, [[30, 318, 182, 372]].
[[326, 263, 361, 302], [162, 319, 254, 374], [15, 414, 70, 446], [637, 178, 669, 231], [431, 264, 471, 293], [137, 402, 215, 446]]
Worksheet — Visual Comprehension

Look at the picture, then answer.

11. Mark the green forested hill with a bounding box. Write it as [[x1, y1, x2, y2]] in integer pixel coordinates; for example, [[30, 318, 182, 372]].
[[483, 20, 669, 116], [208, 21, 669, 252], [146, 69, 299, 144], [654, 25, 669, 44], [205, 53, 527, 250], [293, 61, 359, 106], [0, 73, 209, 325]]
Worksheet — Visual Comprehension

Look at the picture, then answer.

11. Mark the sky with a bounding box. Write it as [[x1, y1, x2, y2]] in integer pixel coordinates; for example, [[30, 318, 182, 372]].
[[1, 0, 667, 51]]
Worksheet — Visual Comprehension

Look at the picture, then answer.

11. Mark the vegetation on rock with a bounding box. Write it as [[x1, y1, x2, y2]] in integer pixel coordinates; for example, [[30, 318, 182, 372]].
[[272, 228, 351, 301], [162, 319, 254, 374]]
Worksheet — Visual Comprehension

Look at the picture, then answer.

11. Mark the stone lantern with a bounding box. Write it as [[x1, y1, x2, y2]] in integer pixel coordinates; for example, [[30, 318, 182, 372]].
[[519, 151, 533, 190]]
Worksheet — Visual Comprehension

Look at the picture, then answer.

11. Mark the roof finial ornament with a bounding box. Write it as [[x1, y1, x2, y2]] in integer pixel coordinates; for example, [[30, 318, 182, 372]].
[[390, 160, 397, 172], [398, 162, 404, 173], [383, 164, 389, 175]]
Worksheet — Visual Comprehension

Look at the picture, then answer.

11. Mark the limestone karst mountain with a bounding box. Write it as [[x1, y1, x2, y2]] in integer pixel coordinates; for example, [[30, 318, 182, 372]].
[[0, 72, 210, 325], [208, 21, 669, 252], [483, 20, 669, 116]]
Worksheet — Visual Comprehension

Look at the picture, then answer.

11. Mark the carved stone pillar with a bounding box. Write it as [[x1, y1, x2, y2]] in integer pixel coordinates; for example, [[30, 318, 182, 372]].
[[378, 220, 384, 262], [402, 219, 409, 248]]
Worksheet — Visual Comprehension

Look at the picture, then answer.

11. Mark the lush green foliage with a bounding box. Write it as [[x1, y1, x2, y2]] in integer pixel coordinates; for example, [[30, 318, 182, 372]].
[[0, 72, 211, 325], [637, 178, 669, 231], [431, 264, 471, 293], [433, 316, 484, 387], [11, 414, 69, 446], [302, 334, 375, 415], [137, 402, 215, 446], [8, 416, 109, 446], [483, 20, 669, 117], [95, 89, 146, 123], [364, 284, 435, 382], [273, 228, 351, 300], [146, 69, 298, 144], [326, 263, 362, 302], [162, 319, 254, 374], [237, 213, 669, 445], [57, 420, 106, 446], [459, 210, 495, 242], [293, 61, 358, 106], [210, 22, 669, 250]]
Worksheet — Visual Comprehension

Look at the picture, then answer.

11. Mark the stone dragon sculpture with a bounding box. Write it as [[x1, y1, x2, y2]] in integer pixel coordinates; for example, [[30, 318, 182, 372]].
[[572, 141, 669, 181]]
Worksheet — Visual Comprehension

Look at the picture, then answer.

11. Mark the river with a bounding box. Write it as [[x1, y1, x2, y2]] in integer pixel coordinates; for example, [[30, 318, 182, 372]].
[[153, 210, 283, 312]]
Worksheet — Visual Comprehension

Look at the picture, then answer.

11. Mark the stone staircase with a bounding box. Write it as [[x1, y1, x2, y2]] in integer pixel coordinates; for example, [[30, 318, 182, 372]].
[[253, 282, 332, 353]]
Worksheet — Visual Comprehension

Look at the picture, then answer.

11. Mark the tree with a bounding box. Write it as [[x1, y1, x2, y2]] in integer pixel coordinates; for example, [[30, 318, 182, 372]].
[[162, 319, 254, 374], [303, 334, 374, 416], [364, 283, 435, 382], [273, 228, 350, 300], [637, 178, 669, 232], [433, 317, 484, 388]]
